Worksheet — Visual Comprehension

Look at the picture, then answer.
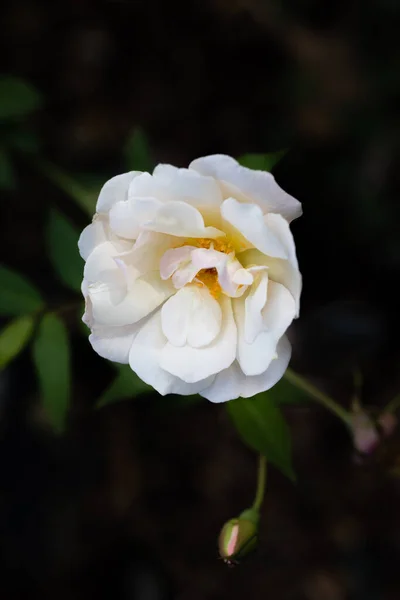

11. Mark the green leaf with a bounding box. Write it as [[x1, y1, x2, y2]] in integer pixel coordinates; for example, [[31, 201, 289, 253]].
[[46, 208, 82, 292], [96, 364, 151, 408], [264, 375, 310, 406], [9, 130, 40, 154], [227, 394, 295, 481], [0, 76, 42, 121], [0, 315, 35, 369], [35, 159, 97, 216], [124, 127, 153, 172], [32, 313, 70, 433], [238, 150, 287, 172], [0, 147, 16, 190], [0, 265, 44, 316]]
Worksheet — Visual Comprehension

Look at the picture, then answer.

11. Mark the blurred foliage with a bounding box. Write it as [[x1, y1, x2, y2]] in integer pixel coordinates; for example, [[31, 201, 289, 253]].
[[46, 208, 82, 293], [124, 127, 154, 173], [0, 75, 42, 190], [0, 315, 35, 370], [0, 76, 42, 120], [96, 364, 152, 408], [0, 265, 44, 316], [238, 151, 287, 172], [227, 393, 295, 481], [32, 313, 70, 434]]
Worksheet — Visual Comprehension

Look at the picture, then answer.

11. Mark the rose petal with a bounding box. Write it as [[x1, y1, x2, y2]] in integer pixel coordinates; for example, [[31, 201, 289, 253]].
[[159, 246, 197, 280], [239, 244, 301, 317], [190, 154, 302, 222], [89, 271, 175, 327], [109, 196, 163, 239], [78, 215, 109, 260], [200, 336, 291, 402], [129, 310, 215, 396], [161, 286, 222, 348], [221, 198, 288, 259], [142, 201, 224, 238], [159, 295, 236, 382], [89, 322, 142, 364], [97, 171, 141, 214], [153, 164, 223, 208], [244, 271, 269, 343], [234, 281, 296, 376]]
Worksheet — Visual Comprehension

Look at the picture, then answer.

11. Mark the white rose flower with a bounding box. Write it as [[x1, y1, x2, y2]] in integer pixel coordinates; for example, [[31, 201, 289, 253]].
[[78, 154, 302, 402]]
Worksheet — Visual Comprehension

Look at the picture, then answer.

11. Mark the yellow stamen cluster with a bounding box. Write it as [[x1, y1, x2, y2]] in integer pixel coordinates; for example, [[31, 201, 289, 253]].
[[191, 237, 235, 254], [195, 268, 221, 298], [179, 237, 234, 299]]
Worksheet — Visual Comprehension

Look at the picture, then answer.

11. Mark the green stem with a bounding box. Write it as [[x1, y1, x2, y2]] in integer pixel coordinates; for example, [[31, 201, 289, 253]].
[[252, 454, 267, 512], [284, 368, 352, 427]]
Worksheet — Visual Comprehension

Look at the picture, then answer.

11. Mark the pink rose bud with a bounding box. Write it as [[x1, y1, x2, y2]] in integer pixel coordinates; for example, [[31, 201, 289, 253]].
[[351, 411, 380, 455], [378, 412, 397, 438], [218, 513, 258, 566]]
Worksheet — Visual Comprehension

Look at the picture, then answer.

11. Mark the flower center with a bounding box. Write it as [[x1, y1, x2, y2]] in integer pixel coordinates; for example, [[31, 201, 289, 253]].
[[188, 237, 235, 254], [195, 267, 221, 298], [160, 236, 251, 299], [188, 238, 235, 298]]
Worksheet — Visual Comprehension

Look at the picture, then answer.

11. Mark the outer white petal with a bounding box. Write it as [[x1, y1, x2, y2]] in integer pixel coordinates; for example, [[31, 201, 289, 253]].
[[129, 310, 215, 396], [82, 294, 93, 328], [109, 196, 162, 239], [89, 323, 142, 364], [265, 213, 302, 316], [96, 172, 141, 214], [84, 242, 126, 293], [142, 201, 224, 238], [78, 215, 109, 260], [159, 295, 236, 383], [221, 198, 288, 259], [152, 164, 223, 208], [89, 271, 175, 327], [161, 286, 222, 348], [234, 281, 296, 376], [200, 336, 291, 402], [190, 154, 302, 222]]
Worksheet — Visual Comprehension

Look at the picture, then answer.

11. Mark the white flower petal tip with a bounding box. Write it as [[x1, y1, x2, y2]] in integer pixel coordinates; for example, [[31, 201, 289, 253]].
[[79, 155, 302, 401]]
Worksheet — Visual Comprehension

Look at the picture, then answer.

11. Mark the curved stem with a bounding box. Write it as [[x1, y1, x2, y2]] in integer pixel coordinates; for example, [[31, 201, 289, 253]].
[[252, 455, 267, 512], [284, 368, 352, 427]]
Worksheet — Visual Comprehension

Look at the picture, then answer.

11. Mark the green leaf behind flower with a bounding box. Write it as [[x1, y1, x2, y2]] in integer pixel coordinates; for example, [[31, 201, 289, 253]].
[[46, 208, 82, 293], [265, 375, 310, 405], [0, 265, 44, 316], [96, 364, 152, 408], [32, 313, 70, 433], [0, 76, 42, 121], [124, 128, 153, 172], [238, 151, 287, 172], [227, 393, 295, 481], [0, 315, 35, 369]]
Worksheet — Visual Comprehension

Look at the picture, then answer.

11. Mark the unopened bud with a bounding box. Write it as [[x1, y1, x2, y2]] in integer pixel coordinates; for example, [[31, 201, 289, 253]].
[[378, 412, 397, 438], [351, 408, 398, 456], [351, 411, 379, 455], [218, 509, 258, 565]]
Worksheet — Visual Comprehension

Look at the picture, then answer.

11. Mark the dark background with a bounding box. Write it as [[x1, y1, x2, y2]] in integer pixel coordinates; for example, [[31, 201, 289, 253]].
[[1, 0, 400, 598]]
